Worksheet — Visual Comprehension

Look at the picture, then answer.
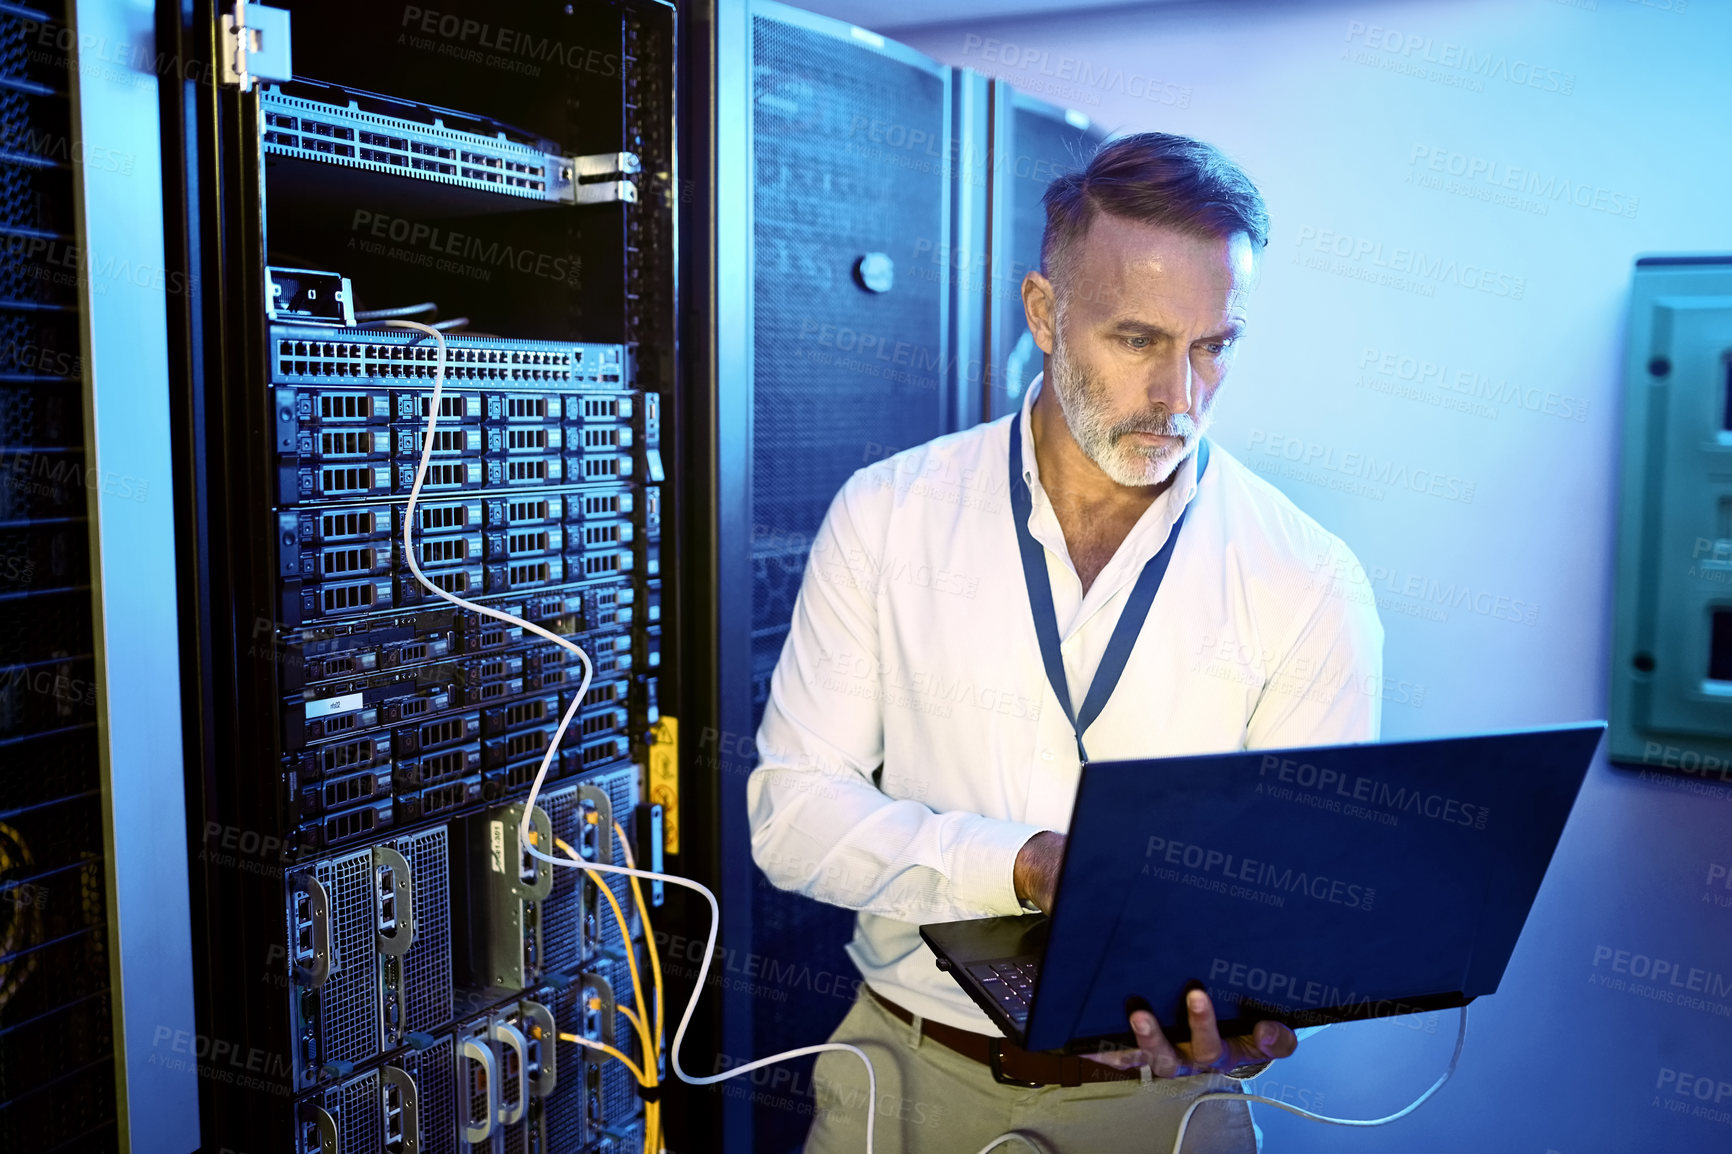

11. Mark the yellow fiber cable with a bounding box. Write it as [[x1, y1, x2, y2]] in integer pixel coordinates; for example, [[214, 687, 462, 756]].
[[555, 837, 654, 1066], [558, 1031, 647, 1084], [614, 819, 666, 1154], [614, 820, 666, 1051]]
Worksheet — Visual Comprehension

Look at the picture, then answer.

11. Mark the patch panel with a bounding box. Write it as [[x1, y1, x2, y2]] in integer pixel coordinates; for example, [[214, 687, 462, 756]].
[[270, 324, 626, 390], [261, 80, 580, 206]]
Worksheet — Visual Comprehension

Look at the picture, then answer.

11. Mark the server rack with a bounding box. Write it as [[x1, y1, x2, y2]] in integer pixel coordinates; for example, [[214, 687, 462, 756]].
[[163, 1, 682, 1149]]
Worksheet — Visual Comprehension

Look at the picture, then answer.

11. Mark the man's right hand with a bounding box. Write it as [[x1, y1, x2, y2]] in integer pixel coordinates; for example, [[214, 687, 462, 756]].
[[1013, 831, 1066, 913]]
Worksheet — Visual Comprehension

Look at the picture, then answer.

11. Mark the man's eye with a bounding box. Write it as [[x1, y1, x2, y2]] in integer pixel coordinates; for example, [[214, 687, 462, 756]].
[[1200, 340, 1233, 356], [1123, 336, 1150, 350]]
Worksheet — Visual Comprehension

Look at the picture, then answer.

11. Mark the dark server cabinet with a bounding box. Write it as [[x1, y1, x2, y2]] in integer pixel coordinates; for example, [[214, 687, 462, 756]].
[[162, 2, 681, 1150], [711, 3, 972, 1150], [707, 5, 1106, 1149], [984, 86, 1103, 420]]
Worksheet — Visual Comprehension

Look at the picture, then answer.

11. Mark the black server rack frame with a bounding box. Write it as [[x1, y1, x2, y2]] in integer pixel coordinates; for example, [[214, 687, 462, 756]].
[[159, 2, 688, 1150]]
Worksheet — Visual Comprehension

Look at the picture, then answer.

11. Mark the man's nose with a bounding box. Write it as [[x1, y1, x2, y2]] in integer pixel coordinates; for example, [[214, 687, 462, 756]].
[[1146, 350, 1193, 416]]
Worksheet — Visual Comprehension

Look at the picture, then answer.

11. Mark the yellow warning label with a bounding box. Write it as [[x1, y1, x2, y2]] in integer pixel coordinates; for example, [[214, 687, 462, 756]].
[[648, 715, 679, 854]]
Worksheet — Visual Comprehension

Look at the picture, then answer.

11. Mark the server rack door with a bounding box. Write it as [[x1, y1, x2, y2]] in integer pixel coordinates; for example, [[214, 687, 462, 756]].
[[718, 4, 962, 1150], [983, 86, 1103, 422]]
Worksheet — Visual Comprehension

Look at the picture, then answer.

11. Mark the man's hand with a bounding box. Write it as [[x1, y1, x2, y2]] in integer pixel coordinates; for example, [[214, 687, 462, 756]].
[[1082, 987, 1296, 1078], [1013, 831, 1065, 913]]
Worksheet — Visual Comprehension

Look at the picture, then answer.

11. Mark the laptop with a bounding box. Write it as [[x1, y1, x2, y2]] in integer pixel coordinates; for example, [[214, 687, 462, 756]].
[[920, 723, 1606, 1053]]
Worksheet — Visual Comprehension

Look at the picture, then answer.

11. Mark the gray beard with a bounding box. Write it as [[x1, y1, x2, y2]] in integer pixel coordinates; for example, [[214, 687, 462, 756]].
[[1046, 332, 1209, 487]]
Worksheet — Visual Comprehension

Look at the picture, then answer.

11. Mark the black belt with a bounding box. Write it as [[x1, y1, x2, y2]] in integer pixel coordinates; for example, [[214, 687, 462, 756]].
[[865, 985, 1140, 1088]]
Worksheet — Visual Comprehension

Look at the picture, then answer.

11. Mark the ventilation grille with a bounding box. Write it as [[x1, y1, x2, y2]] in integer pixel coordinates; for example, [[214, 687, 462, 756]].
[[315, 851, 381, 1069], [393, 826, 452, 1033]]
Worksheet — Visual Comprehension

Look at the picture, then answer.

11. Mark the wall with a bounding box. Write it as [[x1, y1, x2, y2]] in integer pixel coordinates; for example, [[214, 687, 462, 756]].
[[825, 0, 1732, 1150]]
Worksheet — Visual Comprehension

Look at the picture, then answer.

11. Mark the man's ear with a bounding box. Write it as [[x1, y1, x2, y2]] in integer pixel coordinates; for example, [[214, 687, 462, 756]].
[[1022, 270, 1057, 355]]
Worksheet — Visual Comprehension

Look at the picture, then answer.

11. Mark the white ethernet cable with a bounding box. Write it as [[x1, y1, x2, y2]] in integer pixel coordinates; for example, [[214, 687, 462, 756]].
[[386, 318, 1469, 1154], [385, 318, 879, 1154]]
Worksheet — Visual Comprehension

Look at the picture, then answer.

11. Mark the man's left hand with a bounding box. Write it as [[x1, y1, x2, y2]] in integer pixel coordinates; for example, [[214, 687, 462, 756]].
[[1081, 988, 1296, 1077]]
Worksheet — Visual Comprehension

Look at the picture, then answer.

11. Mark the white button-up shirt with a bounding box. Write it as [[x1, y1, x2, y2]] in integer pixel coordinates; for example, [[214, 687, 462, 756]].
[[747, 374, 1385, 1032]]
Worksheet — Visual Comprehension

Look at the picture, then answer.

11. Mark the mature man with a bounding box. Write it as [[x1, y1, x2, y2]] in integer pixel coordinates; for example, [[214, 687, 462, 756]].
[[747, 132, 1383, 1153]]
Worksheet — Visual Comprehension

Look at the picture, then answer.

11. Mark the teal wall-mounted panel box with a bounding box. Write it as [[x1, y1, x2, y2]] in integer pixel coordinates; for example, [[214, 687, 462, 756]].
[[1610, 256, 1732, 777]]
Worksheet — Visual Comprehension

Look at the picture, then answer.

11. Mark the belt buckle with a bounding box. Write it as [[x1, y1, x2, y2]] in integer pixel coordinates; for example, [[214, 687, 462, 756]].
[[987, 1039, 1046, 1088]]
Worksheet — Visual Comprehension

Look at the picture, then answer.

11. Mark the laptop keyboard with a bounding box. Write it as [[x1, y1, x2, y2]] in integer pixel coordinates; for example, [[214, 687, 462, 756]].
[[966, 957, 1040, 1023]]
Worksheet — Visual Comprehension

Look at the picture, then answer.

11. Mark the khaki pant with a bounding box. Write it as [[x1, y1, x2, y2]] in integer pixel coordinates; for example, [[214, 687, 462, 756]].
[[803, 989, 1259, 1154]]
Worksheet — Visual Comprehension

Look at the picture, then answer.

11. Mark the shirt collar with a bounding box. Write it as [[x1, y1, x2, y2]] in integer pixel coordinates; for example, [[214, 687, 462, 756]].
[[1014, 371, 1204, 512]]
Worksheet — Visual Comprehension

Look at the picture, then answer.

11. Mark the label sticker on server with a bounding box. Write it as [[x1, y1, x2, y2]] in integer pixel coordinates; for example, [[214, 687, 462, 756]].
[[490, 820, 506, 874], [304, 692, 364, 720]]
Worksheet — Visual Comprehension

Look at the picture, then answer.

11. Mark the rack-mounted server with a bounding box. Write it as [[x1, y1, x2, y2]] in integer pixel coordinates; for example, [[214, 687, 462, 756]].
[[171, 2, 678, 1151]]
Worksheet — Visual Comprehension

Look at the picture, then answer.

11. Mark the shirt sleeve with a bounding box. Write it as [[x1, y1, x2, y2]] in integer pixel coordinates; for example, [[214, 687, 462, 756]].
[[746, 470, 1047, 925], [1244, 538, 1385, 751]]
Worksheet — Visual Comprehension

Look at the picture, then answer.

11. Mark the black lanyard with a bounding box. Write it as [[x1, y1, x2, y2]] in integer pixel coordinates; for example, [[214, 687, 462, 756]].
[[1009, 411, 1209, 764]]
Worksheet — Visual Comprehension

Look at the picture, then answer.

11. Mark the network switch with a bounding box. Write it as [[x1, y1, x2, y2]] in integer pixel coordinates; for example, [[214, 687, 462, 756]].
[[262, 80, 581, 207]]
